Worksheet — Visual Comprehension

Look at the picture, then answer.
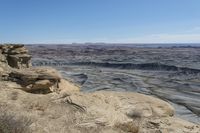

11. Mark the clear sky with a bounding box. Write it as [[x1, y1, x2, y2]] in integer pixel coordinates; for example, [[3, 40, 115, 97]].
[[1, 0, 200, 44]]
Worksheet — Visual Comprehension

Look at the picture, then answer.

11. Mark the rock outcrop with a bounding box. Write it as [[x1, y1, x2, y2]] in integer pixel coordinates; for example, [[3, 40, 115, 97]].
[[0, 44, 79, 93], [8, 67, 79, 93], [8, 67, 61, 93], [0, 44, 199, 133], [0, 83, 199, 132], [0, 44, 31, 69]]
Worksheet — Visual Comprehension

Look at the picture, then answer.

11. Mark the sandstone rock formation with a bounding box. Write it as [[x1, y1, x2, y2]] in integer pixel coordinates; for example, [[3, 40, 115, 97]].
[[0, 44, 79, 94], [0, 44, 199, 133], [8, 67, 61, 93], [0, 82, 199, 132], [0, 44, 31, 69], [8, 67, 79, 93]]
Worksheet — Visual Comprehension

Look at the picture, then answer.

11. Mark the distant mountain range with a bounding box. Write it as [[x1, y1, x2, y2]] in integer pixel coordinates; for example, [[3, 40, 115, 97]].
[[25, 43, 200, 48]]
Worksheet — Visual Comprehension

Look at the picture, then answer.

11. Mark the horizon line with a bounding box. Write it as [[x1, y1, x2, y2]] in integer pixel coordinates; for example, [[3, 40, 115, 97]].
[[1, 42, 200, 45]]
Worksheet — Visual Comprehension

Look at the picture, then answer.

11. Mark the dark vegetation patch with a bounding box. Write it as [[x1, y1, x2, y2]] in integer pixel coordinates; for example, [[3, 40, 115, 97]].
[[0, 105, 32, 133]]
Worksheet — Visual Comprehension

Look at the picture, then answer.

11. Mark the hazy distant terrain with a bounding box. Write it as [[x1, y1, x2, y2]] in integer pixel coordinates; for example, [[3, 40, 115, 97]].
[[26, 44, 200, 123]]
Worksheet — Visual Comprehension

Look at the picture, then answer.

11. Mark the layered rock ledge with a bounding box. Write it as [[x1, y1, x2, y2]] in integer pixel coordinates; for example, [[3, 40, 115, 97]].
[[0, 44, 79, 94], [0, 44, 199, 133]]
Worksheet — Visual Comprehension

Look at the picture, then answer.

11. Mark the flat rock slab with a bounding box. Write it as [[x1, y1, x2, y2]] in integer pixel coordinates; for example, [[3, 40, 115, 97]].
[[0, 83, 198, 133], [8, 67, 61, 93], [67, 91, 174, 125]]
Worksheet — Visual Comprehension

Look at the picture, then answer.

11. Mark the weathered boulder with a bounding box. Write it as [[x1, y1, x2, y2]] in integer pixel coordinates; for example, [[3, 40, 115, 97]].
[[58, 79, 80, 92], [8, 67, 79, 93], [0, 44, 31, 69], [8, 67, 61, 93]]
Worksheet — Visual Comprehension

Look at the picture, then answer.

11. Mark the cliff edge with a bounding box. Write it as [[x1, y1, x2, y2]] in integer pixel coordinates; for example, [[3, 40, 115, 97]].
[[0, 44, 199, 133]]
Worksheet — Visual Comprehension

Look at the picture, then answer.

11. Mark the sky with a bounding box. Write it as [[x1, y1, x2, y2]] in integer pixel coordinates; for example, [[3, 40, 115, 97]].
[[1, 0, 200, 44]]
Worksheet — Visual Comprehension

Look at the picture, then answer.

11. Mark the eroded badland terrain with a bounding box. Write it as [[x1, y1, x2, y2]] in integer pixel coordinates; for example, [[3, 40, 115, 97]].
[[0, 44, 199, 133]]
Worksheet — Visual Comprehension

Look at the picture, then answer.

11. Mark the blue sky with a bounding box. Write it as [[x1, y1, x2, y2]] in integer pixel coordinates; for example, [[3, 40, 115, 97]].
[[1, 0, 200, 43]]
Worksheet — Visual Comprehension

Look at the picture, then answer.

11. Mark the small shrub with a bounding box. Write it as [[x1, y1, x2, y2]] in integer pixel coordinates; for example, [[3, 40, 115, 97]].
[[9, 91, 18, 100], [126, 110, 142, 120], [115, 121, 139, 133], [28, 101, 46, 112], [0, 107, 32, 133]]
